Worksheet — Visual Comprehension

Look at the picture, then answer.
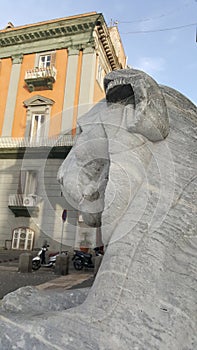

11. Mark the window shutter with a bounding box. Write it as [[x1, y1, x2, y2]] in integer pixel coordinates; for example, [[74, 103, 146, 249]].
[[35, 53, 39, 68], [51, 52, 56, 67]]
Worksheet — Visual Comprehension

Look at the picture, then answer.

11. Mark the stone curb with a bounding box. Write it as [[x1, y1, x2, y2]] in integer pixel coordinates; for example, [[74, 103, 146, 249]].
[[0, 257, 19, 264]]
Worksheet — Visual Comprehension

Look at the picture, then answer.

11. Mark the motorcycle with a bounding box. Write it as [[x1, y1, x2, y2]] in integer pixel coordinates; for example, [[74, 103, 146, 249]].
[[32, 247, 68, 271], [72, 247, 104, 271]]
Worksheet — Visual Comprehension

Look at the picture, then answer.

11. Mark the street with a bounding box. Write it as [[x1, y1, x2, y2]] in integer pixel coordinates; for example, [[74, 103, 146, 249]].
[[0, 265, 60, 299], [0, 249, 95, 299]]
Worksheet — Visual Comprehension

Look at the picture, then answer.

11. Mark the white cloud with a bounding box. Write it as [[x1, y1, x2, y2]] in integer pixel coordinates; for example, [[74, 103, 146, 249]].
[[134, 56, 165, 75]]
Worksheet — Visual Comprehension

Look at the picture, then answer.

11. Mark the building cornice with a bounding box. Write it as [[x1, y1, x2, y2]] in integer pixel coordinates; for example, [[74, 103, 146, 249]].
[[95, 15, 121, 70], [0, 12, 97, 34], [0, 13, 99, 46], [0, 13, 121, 70]]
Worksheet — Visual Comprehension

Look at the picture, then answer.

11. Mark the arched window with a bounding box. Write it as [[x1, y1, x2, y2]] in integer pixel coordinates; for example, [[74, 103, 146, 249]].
[[12, 227, 34, 250]]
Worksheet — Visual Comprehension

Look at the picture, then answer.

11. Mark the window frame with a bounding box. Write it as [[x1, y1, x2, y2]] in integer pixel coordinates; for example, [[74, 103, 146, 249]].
[[18, 169, 38, 196], [39, 54, 51, 69], [29, 113, 46, 142], [23, 95, 54, 142], [35, 51, 56, 69], [96, 58, 106, 90], [12, 227, 35, 250]]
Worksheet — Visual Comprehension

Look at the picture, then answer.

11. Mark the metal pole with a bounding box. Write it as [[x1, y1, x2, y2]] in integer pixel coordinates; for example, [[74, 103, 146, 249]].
[[60, 220, 64, 254]]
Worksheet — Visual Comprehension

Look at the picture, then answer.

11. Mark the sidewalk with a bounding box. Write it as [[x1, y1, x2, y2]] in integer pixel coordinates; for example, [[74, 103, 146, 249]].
[[36, 272, 94, 291], [0, 249, 21, 264]]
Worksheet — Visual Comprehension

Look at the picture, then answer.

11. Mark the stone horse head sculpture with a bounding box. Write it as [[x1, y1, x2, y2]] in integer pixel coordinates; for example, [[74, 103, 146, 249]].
[[57, 68, 197, 349], [1, 68, 196, 349]]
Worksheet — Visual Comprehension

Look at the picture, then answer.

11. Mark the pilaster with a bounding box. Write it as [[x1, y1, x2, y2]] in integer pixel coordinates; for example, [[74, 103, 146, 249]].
[[61, 49, 80, 134], [2, 55, 23, 136], [78, 48, 97, 117]]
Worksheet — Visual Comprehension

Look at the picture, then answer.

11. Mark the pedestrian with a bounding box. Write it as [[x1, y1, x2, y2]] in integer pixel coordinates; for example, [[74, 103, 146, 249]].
[[41, 243, 48, 264]]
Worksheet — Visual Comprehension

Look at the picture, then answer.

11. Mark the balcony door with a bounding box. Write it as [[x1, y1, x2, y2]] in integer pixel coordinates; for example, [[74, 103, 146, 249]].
[[24, 95, 54, 142], [39, 54, 51, 68], [12, 227, 34, 250], [19, 170, 38, 197], [30, 114, 45, 142]]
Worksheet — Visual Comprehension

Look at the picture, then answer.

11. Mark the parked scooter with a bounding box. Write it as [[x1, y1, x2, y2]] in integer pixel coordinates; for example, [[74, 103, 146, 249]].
[[72, 247, 104, 271], [32, 248, 67, 271]]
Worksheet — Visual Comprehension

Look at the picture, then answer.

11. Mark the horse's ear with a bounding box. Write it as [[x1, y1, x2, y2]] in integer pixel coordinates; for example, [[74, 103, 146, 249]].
[[106, 69, 170, 142]]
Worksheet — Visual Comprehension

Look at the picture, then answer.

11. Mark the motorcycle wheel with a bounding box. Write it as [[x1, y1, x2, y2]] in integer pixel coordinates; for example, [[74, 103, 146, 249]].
[[32, 260, 41, 270], [73, 258, 83, 271]]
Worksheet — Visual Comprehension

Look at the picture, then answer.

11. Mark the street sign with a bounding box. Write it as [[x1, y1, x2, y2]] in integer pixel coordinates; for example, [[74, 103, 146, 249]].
[[62, 209, 67, 222]]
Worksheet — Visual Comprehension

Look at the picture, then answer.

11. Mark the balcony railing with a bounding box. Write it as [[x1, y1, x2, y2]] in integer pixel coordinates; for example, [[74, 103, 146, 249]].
[[0, 135, 76, 148], [24, 66, 57, 91], [8, 194, 42, 216], [8, 194, 42, 207], [25, 66, 57, 80]]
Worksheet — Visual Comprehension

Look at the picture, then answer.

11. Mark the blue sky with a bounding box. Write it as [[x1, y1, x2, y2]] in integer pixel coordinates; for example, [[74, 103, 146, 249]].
[[0, 0, 196, 105]]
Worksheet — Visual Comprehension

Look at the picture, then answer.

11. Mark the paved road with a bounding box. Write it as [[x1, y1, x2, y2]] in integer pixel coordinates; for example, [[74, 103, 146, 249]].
[[0, 250, 95, 299], [0, 264, 94, 299], [0, 265, 60, 299]]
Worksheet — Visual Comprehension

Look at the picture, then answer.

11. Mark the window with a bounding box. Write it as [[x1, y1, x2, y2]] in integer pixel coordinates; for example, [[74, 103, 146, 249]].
[[39, 54, 51, 69], [36, 52, 56, 69], [12, 227, 34, 250], [29, 114, 45, 142], [18, 170, 38, 196], [24, 95, 54, 141], [96, 60, 105, 89]]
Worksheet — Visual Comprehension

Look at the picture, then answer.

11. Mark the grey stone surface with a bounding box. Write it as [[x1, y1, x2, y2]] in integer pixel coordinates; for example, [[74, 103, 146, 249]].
[[0, 68, 196, 349], [0, 286, 89, 314]]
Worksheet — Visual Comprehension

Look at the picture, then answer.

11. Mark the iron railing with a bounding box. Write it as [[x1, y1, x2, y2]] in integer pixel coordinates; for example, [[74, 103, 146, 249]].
[[25, 66, 57, 81], [0, 135, 76, 148], [8, 194, 42, 207]]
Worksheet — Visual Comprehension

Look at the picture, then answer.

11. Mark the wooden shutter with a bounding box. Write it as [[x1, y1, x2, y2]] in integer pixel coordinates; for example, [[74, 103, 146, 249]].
[[50, 52, 56, 68]]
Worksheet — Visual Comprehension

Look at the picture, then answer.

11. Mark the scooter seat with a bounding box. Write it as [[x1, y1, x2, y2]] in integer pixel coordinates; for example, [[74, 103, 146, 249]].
[[83, 252, 92, 258], [74, 250, 92, 258]]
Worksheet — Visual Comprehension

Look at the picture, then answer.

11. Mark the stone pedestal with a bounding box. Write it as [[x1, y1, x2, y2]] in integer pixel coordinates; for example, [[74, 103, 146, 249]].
[[54, 254, 69, 275], [18, 253, 32, 273]]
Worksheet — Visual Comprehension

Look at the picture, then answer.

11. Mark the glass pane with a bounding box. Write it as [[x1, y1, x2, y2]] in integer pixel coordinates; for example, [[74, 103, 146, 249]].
[[19, 240, 25, 250], [39, 55, 51, 68], [20, 232, 26, 239], [26, 240, 31, 250], [12, 240, 18, 249], [14, 231, 18, 238]]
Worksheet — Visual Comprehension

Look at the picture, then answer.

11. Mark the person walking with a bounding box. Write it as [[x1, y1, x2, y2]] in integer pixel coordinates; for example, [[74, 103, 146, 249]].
[[41, 243, 48, 264]]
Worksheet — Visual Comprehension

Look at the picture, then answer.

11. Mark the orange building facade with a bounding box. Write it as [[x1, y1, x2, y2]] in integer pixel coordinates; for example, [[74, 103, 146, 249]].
[[0, 13, 126, 251]]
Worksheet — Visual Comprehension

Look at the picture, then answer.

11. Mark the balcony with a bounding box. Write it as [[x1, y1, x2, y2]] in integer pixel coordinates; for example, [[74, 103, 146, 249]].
[[8, 194, 41, 217], [24, 66, 57, 92], [0, 135, 76, 159], [0, 135, 75, 148]]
